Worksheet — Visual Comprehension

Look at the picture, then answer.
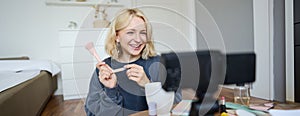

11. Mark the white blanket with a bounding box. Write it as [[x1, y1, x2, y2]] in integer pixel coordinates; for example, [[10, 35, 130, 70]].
[[0, 70, 40, 92], [0, 60, 60, 76], [0, 60, 61, 92]]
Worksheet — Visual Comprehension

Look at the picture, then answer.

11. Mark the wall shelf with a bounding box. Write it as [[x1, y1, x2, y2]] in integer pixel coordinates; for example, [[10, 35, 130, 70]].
[[45, 0, 123, 7]]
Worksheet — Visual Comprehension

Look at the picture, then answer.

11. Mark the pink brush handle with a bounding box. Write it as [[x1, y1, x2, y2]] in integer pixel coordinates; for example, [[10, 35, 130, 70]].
[[85, 42, 126, 73], [92, 52, 102, 63], [112, 67, 126, 73], [87, 47, 102, 63]]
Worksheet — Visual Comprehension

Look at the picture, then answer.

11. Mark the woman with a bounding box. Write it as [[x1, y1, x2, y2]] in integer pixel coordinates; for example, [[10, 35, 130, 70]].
[[85, 8, 181, 116]]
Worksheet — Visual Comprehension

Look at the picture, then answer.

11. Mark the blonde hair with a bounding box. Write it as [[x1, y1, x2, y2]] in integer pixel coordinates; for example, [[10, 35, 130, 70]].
[[105, 8, 156, 60]]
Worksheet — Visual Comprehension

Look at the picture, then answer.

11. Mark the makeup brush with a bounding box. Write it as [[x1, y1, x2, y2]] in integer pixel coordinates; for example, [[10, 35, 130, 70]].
[[85, 42, 126, 73], [85, 42, 102, 63]]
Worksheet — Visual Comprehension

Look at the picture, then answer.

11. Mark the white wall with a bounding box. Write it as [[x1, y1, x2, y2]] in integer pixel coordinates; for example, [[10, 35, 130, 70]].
[[253, 0, 293, 101], [285, 0, 295, 102], [1, 0, 286, 101], [0, 0, 196, 95], [0, 0, 133, 62], [0, 0, 90, 62], [0, 0, 89, 95], [135, 0, 197, 53], [0, 0, 131, 95], [196, 0, 254, 53], [252, 0, 273, 100], [195, 0, 277, 100]]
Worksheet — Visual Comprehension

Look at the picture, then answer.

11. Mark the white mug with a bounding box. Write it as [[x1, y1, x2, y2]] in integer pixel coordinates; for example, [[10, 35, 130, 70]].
[[145, 82, 174, 116]]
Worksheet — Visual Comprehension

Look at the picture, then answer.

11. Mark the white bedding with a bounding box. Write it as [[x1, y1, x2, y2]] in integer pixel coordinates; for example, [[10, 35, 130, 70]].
[[0, 70, 40, 92], [0, 60, 61, 92]]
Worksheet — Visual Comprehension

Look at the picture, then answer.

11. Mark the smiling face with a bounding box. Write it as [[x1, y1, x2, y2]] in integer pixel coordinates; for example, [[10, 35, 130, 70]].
[[116, 16, 147, 61]]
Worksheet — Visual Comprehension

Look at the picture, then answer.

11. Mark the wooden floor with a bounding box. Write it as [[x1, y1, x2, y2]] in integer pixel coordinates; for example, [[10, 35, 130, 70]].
[[40, 88, 199, 116], [41, 95, 86, 116], [41, 88, 300, 116]]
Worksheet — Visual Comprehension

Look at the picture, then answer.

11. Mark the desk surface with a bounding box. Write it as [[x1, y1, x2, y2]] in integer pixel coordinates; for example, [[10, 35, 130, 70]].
[[130, 87, 300, 116], [220, 87, 300, 110]]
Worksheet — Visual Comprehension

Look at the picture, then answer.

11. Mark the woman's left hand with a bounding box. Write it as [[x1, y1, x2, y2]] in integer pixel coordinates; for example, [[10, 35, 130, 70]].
[[124, 64, 150, 87]]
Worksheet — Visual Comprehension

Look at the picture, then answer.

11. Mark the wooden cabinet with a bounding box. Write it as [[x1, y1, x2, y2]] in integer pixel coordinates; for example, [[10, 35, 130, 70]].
[[59, 28, 109, 100]]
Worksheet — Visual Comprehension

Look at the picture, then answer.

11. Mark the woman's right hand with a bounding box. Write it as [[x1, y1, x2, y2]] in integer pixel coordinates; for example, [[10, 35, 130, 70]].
[[97, 62, 117, 88]]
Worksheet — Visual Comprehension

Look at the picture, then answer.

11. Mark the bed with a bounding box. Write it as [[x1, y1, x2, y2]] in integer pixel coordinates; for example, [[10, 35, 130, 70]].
[[0, 56, 60, 116]]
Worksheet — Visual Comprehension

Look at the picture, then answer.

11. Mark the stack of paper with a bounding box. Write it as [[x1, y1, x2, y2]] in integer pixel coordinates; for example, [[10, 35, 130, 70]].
[[269, 109, 300, 116], [171, 100, 193, 115]]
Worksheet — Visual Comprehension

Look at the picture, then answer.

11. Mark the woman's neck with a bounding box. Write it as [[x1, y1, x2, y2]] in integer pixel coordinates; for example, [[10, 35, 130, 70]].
[[117, 54, 141, 63]]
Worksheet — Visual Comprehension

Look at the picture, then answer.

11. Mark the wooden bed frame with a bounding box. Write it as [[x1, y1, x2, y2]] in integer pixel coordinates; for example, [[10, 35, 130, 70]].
[[0, 57, 58, 116]]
